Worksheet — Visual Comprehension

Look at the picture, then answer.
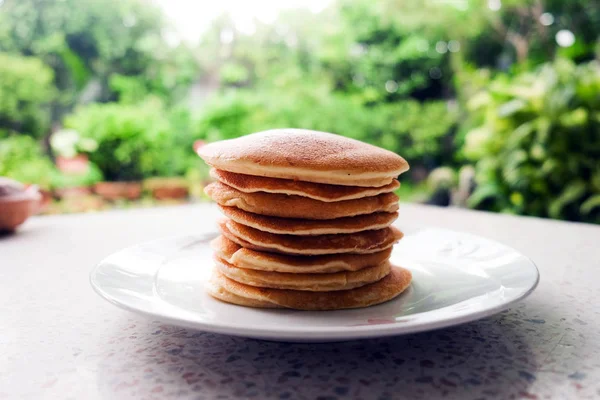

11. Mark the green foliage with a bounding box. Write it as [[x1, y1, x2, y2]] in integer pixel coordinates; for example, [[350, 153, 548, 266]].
[[0, 134, 103, 189], [0, 0, 197, 121], [195, 0, 461, 178], [1, 0, 599, 222], [331, 0, 456, 102], [51, 163, 104, 189], [50, 129, 98, 158], [199, 1, 457, 104], [196, 86, 457, 167], [65, 99, 194, 181], [109, 75, 150, 105], [0, 136, 56, 188], [194, 91, 266, 142], [0, 53, 55, 138], [463, 59, 600, 223]]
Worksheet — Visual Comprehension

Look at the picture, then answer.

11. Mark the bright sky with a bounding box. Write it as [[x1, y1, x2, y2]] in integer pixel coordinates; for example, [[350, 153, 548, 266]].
[[153, 0, 330, 43]]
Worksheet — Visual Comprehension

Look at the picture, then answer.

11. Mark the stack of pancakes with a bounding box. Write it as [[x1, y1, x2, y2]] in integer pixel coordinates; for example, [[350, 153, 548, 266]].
[[197, 129, 412, 310]]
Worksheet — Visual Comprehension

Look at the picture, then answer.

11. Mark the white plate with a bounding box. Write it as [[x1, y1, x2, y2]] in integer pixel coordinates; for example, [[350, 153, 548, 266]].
[[90, 226, 539, 342]]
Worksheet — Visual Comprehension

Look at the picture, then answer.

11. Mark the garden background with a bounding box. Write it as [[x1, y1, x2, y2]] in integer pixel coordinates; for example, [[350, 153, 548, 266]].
[[1, 0, 599, 223]]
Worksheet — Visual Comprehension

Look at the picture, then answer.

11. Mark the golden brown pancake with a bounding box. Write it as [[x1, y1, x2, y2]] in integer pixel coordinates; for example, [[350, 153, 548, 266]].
[[218, 205, 398, 235], [205, 181, 399, 219], [208, 266, 412, 310], [212, 236, 393, 273], [206, 272, 280, 308], [219, 219, 403, 255], [211, 169, 400, 202], [214, 256, 391, 291], [197, 129, 409, 187]]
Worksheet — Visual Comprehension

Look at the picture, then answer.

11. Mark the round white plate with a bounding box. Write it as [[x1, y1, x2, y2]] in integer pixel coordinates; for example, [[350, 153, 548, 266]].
[[90, 226, 539, 342]]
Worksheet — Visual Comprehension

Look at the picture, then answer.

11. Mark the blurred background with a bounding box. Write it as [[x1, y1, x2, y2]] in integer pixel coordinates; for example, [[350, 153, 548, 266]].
[[0, 0, 599, 223]]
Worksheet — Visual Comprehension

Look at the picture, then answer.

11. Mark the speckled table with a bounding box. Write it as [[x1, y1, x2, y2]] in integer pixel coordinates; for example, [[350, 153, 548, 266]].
[[1, 204, 599, 399]]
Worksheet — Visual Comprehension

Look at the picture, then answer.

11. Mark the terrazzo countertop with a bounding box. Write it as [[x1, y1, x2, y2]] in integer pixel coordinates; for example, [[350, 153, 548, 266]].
[[1, 203, 599, 399]]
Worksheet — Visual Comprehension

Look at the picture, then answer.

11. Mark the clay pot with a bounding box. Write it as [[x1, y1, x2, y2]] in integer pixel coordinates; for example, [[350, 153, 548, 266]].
[[144, 178, 189, 201], [55, 186, 93, 199], [56, 155, 89, 174], [94, 182, 142, 201], [0, 178, 41, 232], [38, 188, 53, 212], [151, 186, 189, 200], [23, 185, 52, 214]]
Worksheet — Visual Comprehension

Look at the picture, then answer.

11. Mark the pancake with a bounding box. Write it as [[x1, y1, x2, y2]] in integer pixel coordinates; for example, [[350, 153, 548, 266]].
[[210, 169, 401, 202], [219, 219, 403, 255], [206, 272, 280, 308], [214, 256, 391, 291], [218, 205, 398, 235], [197, 129, 409, 187], [212, 236, 393, 273], [208, 266, 412, 310], [205, 181, 399, 219]]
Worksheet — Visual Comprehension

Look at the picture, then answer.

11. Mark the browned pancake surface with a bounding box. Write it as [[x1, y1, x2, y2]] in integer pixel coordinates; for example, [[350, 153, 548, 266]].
[[211, 169, 400, 202], [197, 129, 409, 187], [205, 181, 399, 219], [218, 205, 397, 235], [210, 266, 412, 310], [219, 219, 403, 255], [214, 256, 391, 291], [212, 236, 393, 273], [205, 272, 280, 308]]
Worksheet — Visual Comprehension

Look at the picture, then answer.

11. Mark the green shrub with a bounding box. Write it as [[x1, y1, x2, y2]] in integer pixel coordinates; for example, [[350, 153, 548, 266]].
[[195, 88, 457, 168], [463, 59, 600, 223], [194, 91, 267, 142], [360, 101, 457, 167], [51, 163, 104, 189], [65, 99, 194, 181], [0, 53, 55, 138], [50, 129, 98, 158], [0, 136, 56, 188]]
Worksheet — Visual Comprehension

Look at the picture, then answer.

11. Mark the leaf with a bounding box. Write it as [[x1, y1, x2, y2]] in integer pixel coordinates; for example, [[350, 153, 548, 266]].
[[497, 99, 526, 117], [59, 46, 91, 90], [548, 181, 587, 219], [463, 127, 491, 160], [467, 183, 501, 208], [559, 108, 588, 128], [535, 117, 551, 144], [591, 170, 600, 192], [506, 122, 535, 148], [467, 91, 491, 111], [393, 36, 428, 61], [540, 158, 559, 177], [580, 195, 600, 216]]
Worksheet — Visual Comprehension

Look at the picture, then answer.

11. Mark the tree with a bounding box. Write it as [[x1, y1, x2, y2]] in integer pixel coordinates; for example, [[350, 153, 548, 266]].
[[0, 0, 197, 125], [0, 53, 55, 138]]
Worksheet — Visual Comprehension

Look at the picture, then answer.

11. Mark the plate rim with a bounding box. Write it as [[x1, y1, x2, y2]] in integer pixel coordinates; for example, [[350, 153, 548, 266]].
[[90, 229, 540, 341]]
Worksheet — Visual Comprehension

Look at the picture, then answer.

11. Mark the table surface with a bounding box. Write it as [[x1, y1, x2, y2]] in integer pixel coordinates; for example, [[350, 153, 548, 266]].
[[1, 203, 599, 400]]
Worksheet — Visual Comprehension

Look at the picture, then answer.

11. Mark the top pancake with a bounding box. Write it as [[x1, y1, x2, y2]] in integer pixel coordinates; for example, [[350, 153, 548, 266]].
[[210, 169, 400, 202], [197, 129, 409, 187]]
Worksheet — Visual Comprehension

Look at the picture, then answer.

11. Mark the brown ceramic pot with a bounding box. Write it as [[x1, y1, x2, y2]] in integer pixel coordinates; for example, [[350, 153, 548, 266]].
[[151, 186, 189, 200], [94, 182, 142, 201], [0, 178, 41, 232], [55, 186, 93, 199], [143, 178, 189, 201], [56, 155, 89, 174]]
